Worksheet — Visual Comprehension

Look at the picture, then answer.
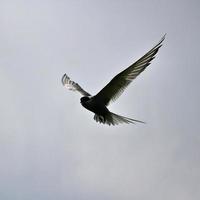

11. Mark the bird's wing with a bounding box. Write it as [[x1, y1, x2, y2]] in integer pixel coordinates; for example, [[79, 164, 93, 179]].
[[62, 74, 91, 96], [94, 35, 166, 106]]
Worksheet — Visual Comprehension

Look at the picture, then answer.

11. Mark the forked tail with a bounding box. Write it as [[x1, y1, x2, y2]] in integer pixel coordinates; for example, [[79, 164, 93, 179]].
[[94, 112, 145, 126]]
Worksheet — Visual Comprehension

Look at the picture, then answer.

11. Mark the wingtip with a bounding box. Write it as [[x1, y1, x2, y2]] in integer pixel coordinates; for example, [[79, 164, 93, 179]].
[[61, 73, 67, 86], [160, 33, 167, 43], [154, 34, 166, 50]]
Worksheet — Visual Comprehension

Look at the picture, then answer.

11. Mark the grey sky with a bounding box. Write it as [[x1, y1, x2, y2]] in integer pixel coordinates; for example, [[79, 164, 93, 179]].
[[0, 0, 200, 199]]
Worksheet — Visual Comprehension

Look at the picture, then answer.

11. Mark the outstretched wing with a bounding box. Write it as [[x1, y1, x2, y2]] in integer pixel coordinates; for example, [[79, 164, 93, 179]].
[[62, 74, 91, 96], [94, 35, 166, 106]]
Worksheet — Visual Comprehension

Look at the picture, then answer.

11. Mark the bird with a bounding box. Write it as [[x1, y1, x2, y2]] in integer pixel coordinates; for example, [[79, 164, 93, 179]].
[[62, 35, 165, 126]]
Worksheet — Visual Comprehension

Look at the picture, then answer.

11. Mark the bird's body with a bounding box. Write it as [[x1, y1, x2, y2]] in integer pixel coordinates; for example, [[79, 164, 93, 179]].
[[62, 35, 166, 125], [80, 96, 109, 116], [80, 96, 144, 125]]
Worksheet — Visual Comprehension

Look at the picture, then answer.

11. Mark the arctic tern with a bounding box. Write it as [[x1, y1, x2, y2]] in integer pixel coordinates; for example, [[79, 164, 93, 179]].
[[62, 35, 165, 125]]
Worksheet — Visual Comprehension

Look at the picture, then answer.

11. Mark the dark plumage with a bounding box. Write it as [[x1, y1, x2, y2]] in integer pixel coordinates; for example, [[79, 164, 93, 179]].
[[62, 35, 165, 125]]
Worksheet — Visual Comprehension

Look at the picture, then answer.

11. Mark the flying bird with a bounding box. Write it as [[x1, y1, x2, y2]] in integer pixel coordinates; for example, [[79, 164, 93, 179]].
[[62, 35, 165, 125]]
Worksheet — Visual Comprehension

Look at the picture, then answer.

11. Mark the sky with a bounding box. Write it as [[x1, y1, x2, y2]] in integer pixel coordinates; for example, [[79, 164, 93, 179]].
[[0, 0, 200, 199]]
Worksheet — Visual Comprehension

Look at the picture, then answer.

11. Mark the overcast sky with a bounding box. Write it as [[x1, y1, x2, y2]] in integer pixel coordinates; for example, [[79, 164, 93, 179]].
[[0, 0, 200, 199]]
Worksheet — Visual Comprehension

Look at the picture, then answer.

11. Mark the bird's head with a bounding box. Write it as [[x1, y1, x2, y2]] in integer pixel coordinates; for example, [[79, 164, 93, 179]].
[[80, 96, 90, 104]]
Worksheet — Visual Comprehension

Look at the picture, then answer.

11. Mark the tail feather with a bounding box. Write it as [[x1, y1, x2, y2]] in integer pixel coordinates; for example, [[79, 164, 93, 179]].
[[94, 112, 145, 126]]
